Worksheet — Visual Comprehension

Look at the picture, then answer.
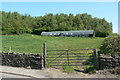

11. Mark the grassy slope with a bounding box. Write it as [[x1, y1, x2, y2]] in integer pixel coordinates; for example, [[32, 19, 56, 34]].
[[2, 34, 104, 54]]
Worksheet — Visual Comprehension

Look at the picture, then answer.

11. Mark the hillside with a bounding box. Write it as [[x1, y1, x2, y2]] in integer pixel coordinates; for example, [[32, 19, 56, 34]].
[[2, 34, 104, 54]]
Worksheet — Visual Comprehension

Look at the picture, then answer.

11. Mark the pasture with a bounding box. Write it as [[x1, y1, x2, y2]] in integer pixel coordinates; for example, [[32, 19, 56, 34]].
[[2, 34, 104, 54]]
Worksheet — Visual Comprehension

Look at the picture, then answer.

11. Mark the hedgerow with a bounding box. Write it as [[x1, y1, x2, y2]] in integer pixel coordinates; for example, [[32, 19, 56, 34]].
[[100, 36, 120, 54]]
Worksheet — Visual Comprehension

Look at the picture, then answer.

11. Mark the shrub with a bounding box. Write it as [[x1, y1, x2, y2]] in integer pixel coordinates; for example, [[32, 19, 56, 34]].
[[109, 33, 119, 36], [99, 36, 120, 54], [95, 31, 109, 37]]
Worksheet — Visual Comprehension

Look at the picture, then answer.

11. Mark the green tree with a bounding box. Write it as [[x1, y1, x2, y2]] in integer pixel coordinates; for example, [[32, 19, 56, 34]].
[[2, 11, 113, 37]]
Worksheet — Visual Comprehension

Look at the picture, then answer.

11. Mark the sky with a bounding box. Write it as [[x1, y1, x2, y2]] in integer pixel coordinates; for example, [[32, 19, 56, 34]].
[[1, 0, 119, 2], [2, 2, 118, 33]]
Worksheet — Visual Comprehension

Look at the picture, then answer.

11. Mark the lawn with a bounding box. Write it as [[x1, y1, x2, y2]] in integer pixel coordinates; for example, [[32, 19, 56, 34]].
[[2, 34, 104, 54]]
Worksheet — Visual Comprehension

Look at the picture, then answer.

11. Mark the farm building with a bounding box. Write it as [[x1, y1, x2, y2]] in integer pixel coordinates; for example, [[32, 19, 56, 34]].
[[41, 30, 95, 37]]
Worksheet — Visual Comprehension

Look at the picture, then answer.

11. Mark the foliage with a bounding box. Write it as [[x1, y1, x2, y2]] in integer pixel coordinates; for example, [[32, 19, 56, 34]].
[[108, 33, 119, 36], [2, 11, 112, 37], [2, 11, 34, 35], [2, 34, 104, 53], [85, 65, 96, 74], [99, 36, 120, 54]]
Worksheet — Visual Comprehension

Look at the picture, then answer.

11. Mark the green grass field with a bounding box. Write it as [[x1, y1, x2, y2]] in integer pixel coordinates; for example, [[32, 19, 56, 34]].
[[2, 34, 104, 54]]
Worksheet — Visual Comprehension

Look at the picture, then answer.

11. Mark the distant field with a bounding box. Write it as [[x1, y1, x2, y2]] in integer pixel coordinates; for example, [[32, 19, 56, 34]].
[[2, 34, 105, 54]]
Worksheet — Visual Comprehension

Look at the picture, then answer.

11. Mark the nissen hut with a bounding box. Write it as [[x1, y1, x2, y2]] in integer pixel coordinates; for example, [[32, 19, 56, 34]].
[[41, 30, 95, 37]]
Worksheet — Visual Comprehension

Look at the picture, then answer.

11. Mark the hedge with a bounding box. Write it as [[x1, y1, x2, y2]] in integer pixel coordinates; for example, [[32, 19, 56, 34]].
[[100, 36, 120, 54]]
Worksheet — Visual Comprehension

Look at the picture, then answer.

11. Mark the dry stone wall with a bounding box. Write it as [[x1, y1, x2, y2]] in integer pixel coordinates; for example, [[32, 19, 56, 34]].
[[0, 52, 43, 69], [100, 54, 120, 69], [1, 52, 120, 70]]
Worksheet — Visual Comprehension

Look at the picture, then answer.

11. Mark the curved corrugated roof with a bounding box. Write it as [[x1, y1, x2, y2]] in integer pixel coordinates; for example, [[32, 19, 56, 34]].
[[41, 30, 94, 34]]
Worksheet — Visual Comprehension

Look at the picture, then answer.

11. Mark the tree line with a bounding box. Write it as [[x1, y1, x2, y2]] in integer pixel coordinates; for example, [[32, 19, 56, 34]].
[[1, 11, 112, 37]]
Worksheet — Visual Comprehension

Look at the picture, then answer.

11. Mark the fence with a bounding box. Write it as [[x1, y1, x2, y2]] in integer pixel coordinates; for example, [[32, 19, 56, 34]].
[[1, 43, 119, 71], [43, 43, 99, 70]]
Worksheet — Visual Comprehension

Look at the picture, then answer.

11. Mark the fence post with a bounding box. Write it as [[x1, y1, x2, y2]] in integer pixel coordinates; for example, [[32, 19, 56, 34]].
[[43, 43, 46, 68], [8, 47, 11, 53], [93, 49, 99, 70]]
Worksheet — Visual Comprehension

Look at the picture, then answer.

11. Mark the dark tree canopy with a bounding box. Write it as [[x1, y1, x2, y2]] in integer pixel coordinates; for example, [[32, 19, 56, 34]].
[[1, 11, 112, 37]]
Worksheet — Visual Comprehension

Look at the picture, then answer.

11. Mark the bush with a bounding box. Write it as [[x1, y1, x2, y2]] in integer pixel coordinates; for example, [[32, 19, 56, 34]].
[[99, 36, 120, 54], [95, 31, 109, 37], [109, 33, 119, 36]]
